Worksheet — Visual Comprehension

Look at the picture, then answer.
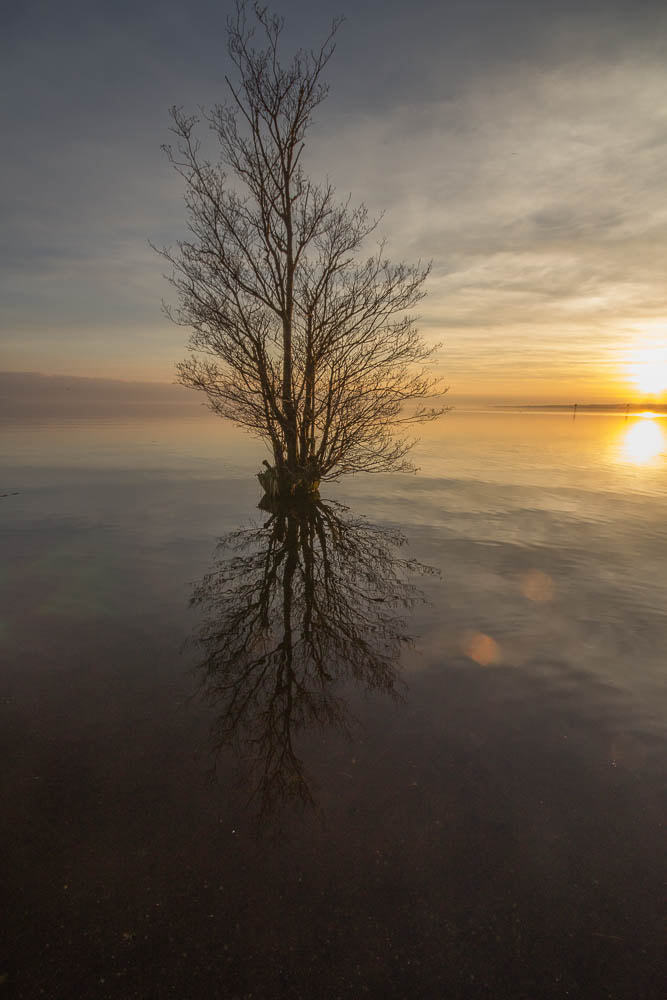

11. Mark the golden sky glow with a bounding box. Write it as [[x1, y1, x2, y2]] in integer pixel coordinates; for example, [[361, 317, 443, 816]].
[[624, 342, 667, 398]]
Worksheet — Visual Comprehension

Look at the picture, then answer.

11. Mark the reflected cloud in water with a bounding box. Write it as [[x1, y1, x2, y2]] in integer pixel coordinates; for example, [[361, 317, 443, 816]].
[[189, 498, 436, 823]]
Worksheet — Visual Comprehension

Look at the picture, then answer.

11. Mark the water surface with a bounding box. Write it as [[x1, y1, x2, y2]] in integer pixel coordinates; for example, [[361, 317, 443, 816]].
[[2, 411, 665, 998]]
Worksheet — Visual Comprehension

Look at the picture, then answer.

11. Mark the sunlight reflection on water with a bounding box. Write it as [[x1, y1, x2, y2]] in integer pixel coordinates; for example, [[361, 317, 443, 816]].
[[619, 414, 666, 465]]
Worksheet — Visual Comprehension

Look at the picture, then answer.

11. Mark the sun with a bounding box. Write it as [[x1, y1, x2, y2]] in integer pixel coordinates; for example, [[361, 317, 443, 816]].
[[627, 344, 667, 397]]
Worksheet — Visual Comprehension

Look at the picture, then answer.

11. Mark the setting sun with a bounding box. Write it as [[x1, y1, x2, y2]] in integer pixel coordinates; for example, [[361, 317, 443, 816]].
[[626, 343, 667, 397]]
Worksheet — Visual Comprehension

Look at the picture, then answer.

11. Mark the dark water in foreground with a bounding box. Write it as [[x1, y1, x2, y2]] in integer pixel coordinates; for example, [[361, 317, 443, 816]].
[[2, 411, 665, 998]]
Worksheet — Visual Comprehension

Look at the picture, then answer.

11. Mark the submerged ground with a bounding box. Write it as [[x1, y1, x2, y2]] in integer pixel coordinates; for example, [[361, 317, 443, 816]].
[[2, 410, 665, 998]]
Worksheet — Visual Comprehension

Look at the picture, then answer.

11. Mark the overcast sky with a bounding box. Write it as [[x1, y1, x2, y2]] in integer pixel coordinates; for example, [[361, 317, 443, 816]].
[[3, 0, 667, 401]]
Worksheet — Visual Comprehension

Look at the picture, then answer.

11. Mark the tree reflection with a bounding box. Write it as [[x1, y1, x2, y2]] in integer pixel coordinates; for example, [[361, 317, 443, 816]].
[[190, 498, 434, 823]]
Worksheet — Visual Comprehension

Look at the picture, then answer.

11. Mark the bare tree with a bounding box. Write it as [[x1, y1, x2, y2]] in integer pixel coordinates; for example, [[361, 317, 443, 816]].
[[157, 1, 447, 497]]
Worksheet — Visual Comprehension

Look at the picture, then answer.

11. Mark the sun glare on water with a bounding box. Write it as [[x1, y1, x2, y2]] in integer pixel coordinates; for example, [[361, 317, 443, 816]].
[[620, 413, 666, 465]]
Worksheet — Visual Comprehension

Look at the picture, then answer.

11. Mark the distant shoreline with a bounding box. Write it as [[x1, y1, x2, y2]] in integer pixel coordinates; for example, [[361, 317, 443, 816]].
[[2, 372, 665, 418], [0, 370, 204, 418], [494, 403, 667, 414]]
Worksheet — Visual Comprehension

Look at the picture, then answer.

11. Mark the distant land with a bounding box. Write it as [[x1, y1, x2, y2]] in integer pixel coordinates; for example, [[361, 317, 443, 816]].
[[0, 371, 453, 416], [1, 372, 664, 418], [495, 403, 667, 414], [0, 372, 203, 417]]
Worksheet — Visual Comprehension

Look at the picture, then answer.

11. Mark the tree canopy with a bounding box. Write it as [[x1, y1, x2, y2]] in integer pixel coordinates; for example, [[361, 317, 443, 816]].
[[158, 2, 447, 495]]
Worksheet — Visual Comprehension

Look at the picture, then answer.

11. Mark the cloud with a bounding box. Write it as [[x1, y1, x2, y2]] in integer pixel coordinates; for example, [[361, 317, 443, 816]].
[[304, 53, 667, 395], [3, 1, 667, 396]]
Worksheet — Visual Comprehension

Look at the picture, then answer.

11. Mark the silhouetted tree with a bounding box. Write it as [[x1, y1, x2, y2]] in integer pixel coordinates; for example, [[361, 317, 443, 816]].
[[157, 1, 447, 497], [189, 499, 436, 823]]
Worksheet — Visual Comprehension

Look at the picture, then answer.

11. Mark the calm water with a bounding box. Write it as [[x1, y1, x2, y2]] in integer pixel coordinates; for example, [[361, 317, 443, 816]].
[[2, 411, 665, 998]]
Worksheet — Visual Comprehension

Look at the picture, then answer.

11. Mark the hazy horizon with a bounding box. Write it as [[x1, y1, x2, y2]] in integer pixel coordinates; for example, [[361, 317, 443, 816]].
[[4, 369, 665, 417]]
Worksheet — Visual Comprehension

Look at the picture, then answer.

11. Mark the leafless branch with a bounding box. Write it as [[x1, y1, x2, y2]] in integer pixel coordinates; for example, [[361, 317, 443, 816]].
[[157, 1, 448, 494]]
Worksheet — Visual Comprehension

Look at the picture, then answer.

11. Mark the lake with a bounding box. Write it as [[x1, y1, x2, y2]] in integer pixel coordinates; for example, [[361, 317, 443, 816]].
[[2, 409, 665, 998]]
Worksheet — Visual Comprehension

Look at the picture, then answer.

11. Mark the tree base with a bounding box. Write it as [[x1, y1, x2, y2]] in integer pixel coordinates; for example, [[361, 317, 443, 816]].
[[257, 461, 320, 501]]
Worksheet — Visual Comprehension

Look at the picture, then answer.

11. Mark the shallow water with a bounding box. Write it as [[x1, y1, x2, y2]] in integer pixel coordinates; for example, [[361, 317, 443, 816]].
[[2, 410, 665, 998]]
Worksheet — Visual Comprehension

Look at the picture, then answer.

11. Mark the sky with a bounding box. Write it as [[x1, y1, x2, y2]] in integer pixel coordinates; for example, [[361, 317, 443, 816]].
[[3, 0, 667, 403]]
